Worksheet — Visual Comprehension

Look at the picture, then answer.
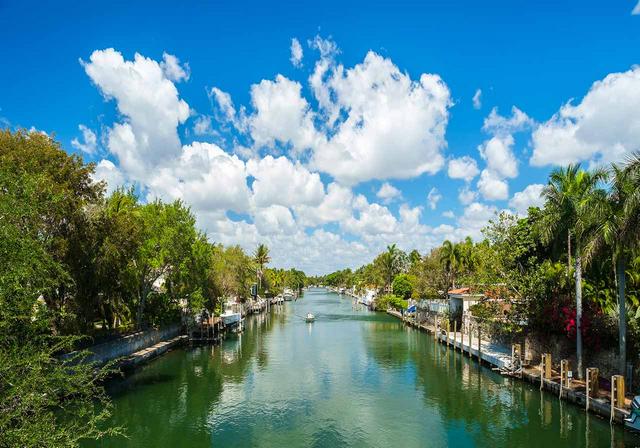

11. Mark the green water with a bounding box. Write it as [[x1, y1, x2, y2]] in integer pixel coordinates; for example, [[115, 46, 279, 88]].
[[87, 288, 640, 447]]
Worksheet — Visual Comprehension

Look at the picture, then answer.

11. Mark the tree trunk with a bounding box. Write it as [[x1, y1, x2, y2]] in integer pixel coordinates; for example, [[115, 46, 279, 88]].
[[136, 284, 148, 330], [575, 245, 583, 380], [567, 231, 572, 276], [617, 256, 627, 377]]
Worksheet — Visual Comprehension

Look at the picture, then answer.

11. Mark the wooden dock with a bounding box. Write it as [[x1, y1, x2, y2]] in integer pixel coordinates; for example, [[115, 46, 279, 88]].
[[387, 309, 632, 426]]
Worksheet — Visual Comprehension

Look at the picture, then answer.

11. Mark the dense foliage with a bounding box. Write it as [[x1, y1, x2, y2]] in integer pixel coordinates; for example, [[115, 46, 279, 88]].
[[0, 130, 307, 446], [316, 156, 640, 376]]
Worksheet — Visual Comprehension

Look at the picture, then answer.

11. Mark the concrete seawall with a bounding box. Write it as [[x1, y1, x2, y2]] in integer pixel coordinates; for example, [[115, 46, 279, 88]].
[[65, 324, 183, 366]]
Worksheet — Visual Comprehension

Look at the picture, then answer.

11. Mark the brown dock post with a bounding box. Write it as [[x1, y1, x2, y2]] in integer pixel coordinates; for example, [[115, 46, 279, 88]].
[[586, 367, 599, 411], [559, 359, 569, 398], [540, 353, 551, 390], [477, 326, 482, 362], [460, 320, 465, 352], [511, 343, 521, 375], [446, 319, 451, 347], [468, 323, 472, 356], [611, 375, 625, 422], [453, 321, 457, 350]]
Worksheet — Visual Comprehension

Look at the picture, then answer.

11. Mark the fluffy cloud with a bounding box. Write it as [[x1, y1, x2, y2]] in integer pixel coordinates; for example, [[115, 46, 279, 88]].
[[448, 156, 480, 182], [472, 89, 482, 109], [290, 38, 303, 67], [193, 115, 215, 136], [483, 106, 533, 136], [309, 50, 451, 184], [478, 135, 518, 179], [146, 142, 251, 213], [458, 186, 478, 205], [71, 124, 97, 154], [294, 182, 354, 227], [531, 66, 640, 167], [253, 205, 296, 235], [509, 184, 545, 215], [209, 87, 240, 126], [477, 169, 509, 201], [343, 195, 399, 236], [427, 187, 442, 210], [93, 159, 125, 194], [442, 210, 455, 219], [83, 48, 190, 177], [376, 182, 402, 203], [456, 202, 498, 241], [475, 106, 529, 201], [248, 75, 320, 153], [160, 52, 190, 82], [633, 1, 640, 14], [246, 155, 324, 208]]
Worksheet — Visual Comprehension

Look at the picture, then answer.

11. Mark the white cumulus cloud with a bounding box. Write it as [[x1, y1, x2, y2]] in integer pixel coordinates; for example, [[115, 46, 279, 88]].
[[472, 89, 482, 109], [377, 182, 402, 203], [509, 184, 545, 215], [290, 38, 303, 68], [448, 156, 480, 182], [247, 155, 325, 208], [71, 124, 97, 154], [427, 187, 442, 210], [82, 48, 191, 178], [531, 66, 640, 167]]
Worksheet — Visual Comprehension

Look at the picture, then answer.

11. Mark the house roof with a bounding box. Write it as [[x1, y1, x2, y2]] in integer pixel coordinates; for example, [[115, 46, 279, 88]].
[[448, 287, 470, 294]]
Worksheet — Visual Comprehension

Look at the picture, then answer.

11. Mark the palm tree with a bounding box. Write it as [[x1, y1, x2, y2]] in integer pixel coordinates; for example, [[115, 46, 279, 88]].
[[583, 164, 636, 377], [382, 244, 400, 289], [541, 164, 607, 379], [439, 240, 461, 289], [253, 244, 271, 291]]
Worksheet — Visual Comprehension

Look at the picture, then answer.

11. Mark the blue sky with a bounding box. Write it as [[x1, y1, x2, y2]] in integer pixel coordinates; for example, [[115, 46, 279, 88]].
[[1, 1, 639, 274]]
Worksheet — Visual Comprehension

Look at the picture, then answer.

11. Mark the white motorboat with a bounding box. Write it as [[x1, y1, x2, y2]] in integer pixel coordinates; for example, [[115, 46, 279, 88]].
[[305, 313, 315, 323], [221, 302, 241, 327], [283, 288, 295, 301]]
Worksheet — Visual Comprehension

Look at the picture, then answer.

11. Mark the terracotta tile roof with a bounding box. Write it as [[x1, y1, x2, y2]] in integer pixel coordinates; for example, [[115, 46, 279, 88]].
[[448, 287, 470, 294]]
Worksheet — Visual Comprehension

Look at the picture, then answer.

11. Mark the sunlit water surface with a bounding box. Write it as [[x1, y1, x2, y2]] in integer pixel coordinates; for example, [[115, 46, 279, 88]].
[[86, 288, 640, 447]]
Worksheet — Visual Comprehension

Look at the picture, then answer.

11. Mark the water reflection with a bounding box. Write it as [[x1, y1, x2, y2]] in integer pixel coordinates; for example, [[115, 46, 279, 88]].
[[86, 289, 640, 448]]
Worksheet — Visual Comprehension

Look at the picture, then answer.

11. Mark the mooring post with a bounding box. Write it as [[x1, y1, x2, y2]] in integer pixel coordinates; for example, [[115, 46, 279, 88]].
[[477, 326, 482, 362], [540, 353, 551, 390], [511, 343, 521, 375], [468, 323, 472, 356], [586, 367, 599, 411], [446, 319, 451, 347], [611, 375, 625, 423], [560, 359, 569, 398], [453, 320, 458, 350]]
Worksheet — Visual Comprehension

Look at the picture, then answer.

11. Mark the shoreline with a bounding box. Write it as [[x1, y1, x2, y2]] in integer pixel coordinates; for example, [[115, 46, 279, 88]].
[[386, 308, 633, 429]]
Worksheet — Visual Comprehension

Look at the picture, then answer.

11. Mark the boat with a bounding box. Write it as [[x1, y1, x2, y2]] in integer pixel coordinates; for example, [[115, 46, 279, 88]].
[[221, 302, 242, 327], [625, 396, 640, 431], [283, 288, 294, 301], [305, 313, 315, 323]]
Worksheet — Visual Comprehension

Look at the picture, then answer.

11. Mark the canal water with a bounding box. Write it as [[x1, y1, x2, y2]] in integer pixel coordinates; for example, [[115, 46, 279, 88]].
[[87, 288, 640, 447]]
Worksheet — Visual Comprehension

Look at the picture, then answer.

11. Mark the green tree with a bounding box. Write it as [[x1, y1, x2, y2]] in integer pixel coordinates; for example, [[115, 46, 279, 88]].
[[0, 129, 117, 446], [439, 240, 461, 289], [392, 274, 414, 300], [585, 157, 640, 376], [540, 164, 607, 378], [253, 244, 271, 291]]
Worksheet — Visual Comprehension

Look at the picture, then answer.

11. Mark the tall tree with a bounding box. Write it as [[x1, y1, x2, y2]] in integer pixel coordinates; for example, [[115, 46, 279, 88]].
[[541, 164, 607, 378], [586, 155, 640, 376], [253, 244, 271, 290], [439, 240, 461, 289]]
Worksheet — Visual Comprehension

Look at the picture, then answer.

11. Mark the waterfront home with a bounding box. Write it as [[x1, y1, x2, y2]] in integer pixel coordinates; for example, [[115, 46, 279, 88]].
[[447, 287, 484, 317]]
